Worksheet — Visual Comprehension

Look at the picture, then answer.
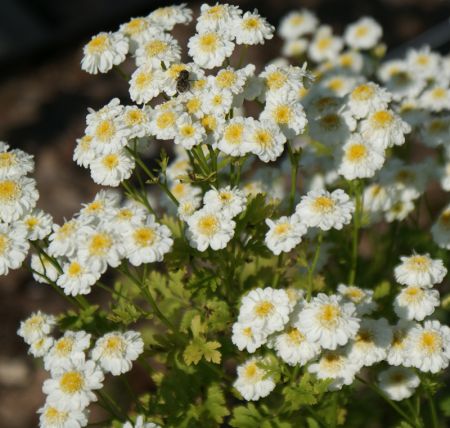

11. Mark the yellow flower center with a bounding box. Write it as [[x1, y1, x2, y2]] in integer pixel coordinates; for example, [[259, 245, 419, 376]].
[[0, 180, 19, 202], [68, 262, 83, 278], [224, 124, 243, 144], [219, 192, 232, 202], [439, 210, 450, 228], [327, 78, 344, 92], [85, 201, 103, 214], [254, 130, 273, 148], [171, 182, 187, 199], [186, 97, 201, 114], [345, 288, 364, 302], [312, 196, 335, 213], [212, 94, 223, 106], [287, 327, 304, 345], [201, 115, 217, 132], [429, 119, 447, 134], [317, 37, 332, 51], [290, 15, 304, 26], [242, 327, 253, 337], [355, 26, 368, 38], [180, 124, 195, 138], [320, 113, 340, 130], [198, 33, 218, 53], [133, 227, 156, 247], [86, 34, 109, 54], [95, 120, 115, 142], [371, 110, 393, 128], [351, 84, 375, 101], [266, 71, 287, 90], [273, 105, 291, 124], [125, 109, 145, 126], [44, 407, 68, 423], [323, 352, 342, 370], [254, 300, 274, 317], [431, 87, 446, 99], [145, 40, 167, 57], [135, 71, 152, 89], [89, 233, 112, 256], [168, 63, 187, 79], [198, 215, 219, 236], [243, 17, 260, 30], [104, 335, 124, 354], [25, 217, 39, 229], [59, 371, 84, 394], [274, 223, 290, 236], [419, 331, 442, 354], [403, 286, 423, 302], [390, 372, 406, 383], [55, 338, 74, 357], [0, 152, 15, 168], [206, 5, 224, 18], [318, 304, 340, 328], [102, 154, 119, 170], [356, 329, 373, 344], [58, 222, 75, 239], [346, 143, 367, 162], [124, 18, 147, 36], [407, 255, 430, 272], [216, 70, 237, 88], [156, 111, 176, 129], [339, 54, 354, 68], [243, 362, 259, 380], [0, 234, 8, 255], [416, 54, 429, 66]]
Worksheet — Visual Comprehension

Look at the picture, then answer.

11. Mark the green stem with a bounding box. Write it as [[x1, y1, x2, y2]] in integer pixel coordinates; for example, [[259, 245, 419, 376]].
[[287, 142, 299, 213], [96, 390, 125, 421], [348, 181, 363, 285], [272, 253, 284, 288], [307, 232, 323, 301], [426, 388, 439, 428]]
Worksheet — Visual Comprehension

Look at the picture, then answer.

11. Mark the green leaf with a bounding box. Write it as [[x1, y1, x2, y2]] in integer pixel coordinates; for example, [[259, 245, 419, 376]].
[[183, 339, 204, 366], [203, 384, 230, 423], [373, 280, 391, 299], [202, 341, 221, 364], [440, 395, 450, 417], [190, 315, 205, 338], [230, 404, 264, 428]]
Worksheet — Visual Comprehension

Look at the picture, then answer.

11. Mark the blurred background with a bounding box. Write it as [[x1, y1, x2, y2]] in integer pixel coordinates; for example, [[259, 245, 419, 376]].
[[0, 1, 449, 427]]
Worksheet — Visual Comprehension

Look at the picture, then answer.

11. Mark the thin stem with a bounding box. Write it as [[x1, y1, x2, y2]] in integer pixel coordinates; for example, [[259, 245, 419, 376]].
[[348, 181, 363, 285], [272, 253, 284, 287], [96, 390, 125, 421], [287, 142, 298, 213], [307, 232, 323, 301], [426, 388, 439, 428]]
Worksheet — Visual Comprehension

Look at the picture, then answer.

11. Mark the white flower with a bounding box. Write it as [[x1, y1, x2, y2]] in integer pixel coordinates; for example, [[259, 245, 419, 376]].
[[125, 215, 173, 266], [265, 216, 307, 255], [282, 39, 309, 58], [394, 254, 447, 287], [170, 181, 201, 203], [295, 189, 355, 231], [308, 110, 356, 146], [0, 176, 38, 223], [17, 311, 56, 345], [231, 322, 267, 353], [431, 206, 450, 250], [247, 119, 287, 162], [38, 402, 88, 428], [44, 331, 91, 374], [234, 10, 274, 45], [387, 321, 414, 367], [186, 207, 235, 251], [123, 415, 161, 428], [92, 331, 144, 376], [177, 197, 201, 221], [394, 286, 440, 321], [48, 220, 86, 258], [120, 106, 151, 139], [361, 109, 411, 150], [149, 103, 180, 140], [217, 117, 252, 156], [29, 336, 54, 358], [21, 209, 53, 241], [148, 4, 193, 30], [196, 4, 242, 36], [377, 367, 420, 401], [308, 349, 359, 391], [420, 85, 450, 112], [337, 284, 376, 316], [260, 64, 308, 98], [238, 287, 292, 335], [203, 186, 247, 217], [0, 222, 29, 276], [344, 17, 382, 50], [43, 360, 104, 411], [188, 31, 234, 69], [203, 89, 233, 116], [308, 26, 343, 63], [421, 116, 450, 148], [135, 33, 181, 68], [74, 135, 95, 168], [90, 150, 135, 187], [57, 259, 101, 296], [129, 65, 165, 104], [347, 82, 391, 119], [337, 134, 385, 180], [0, 146, 34, 179], [174, 114, 206, 149], [78, 189, 120, 223], [405, 320, 450, 373], [234, 357, 276, 401], [119, 16, 159, 48], [296, 293, 360, 350], [407, 46, 441, 79], [346, 318, 392, 367], [278, 10, 318, 40], [274, 325, 320, 366], [81, 32, 128, 74]]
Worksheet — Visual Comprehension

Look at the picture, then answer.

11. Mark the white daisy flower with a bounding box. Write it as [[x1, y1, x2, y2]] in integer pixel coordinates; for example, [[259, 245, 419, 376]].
[[188, 31, 235, 70], [217, 117, 252, 156], [78, 189, 121, 223], [202, 89, 233, 117], [234, 357, 276, 401], [297, 293, 360, 350], [48, 218, 87, 258], [196, 3, 242, 36], [344, 17, 382, 50], [260, 64, 308, 98], [407, 46, 441, 79], [420, 85, 450, 112], [238, 287, 292, 335], [119, 16, 160, 49], [90, 150, 135, 187], [74, 135, 96, 168], [81, 31, 128, 74], [274, 325, 320, 366], [129, 65, 165, 104], [170, 181, 201, 203], [38, 402, 88, 428], [247, 119, 287, 163], [0, 146, 34, 179], [44, 331, 91, 374], [174, 114, 206, 150], [421, 116, 450, 148], [148, 4, 193, 30], [43, 360, 104, 411], [278, 10, 318, 40], [186, 207, 235, 251], [346, 318, 392, 367], [405, 320, 450, 373], [57, 259, 101, 296], [431, 206, 450, 250], [337, 284, 377, 316], [385, 198, 415, 223], [86, 114, 129, 156], [0, 223, 29, 276], [231, 322, 267, 353], [394, 286, 440, 321], [123, 415, 161, 428], [92, 331, 144, 376], [149, 103, 180, 140], [124, 215, 173, 266], [320, 74, 362, 98], [29, 336, 54, 358], [348, 82, 391, 119], [337, 133, 385, 180], [394, 254, 447, 288], [234, 10, 274, 45], [135, 33, 181, 68], [264, 216, 307, 255], [120, 106, 151, 139], [377, 367, 420, 401], [0, 176, 39, 223], [333, 50, 364, 73], [308, 26, 343, 63], [17, 311, 56, 345], [110, 200, 148, 232], [282, 38, 309, 58], [203, 186, 247, 218], [308, 349, 359, 391], [295, 189, 355, 231], [177, 197, 201, 222], [361, 109, 411, 150], [308, 110, 356, 146]]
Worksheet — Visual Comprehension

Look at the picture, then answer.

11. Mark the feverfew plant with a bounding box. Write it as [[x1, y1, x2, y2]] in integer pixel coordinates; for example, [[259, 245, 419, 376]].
[[5, 3, 450, 427]]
